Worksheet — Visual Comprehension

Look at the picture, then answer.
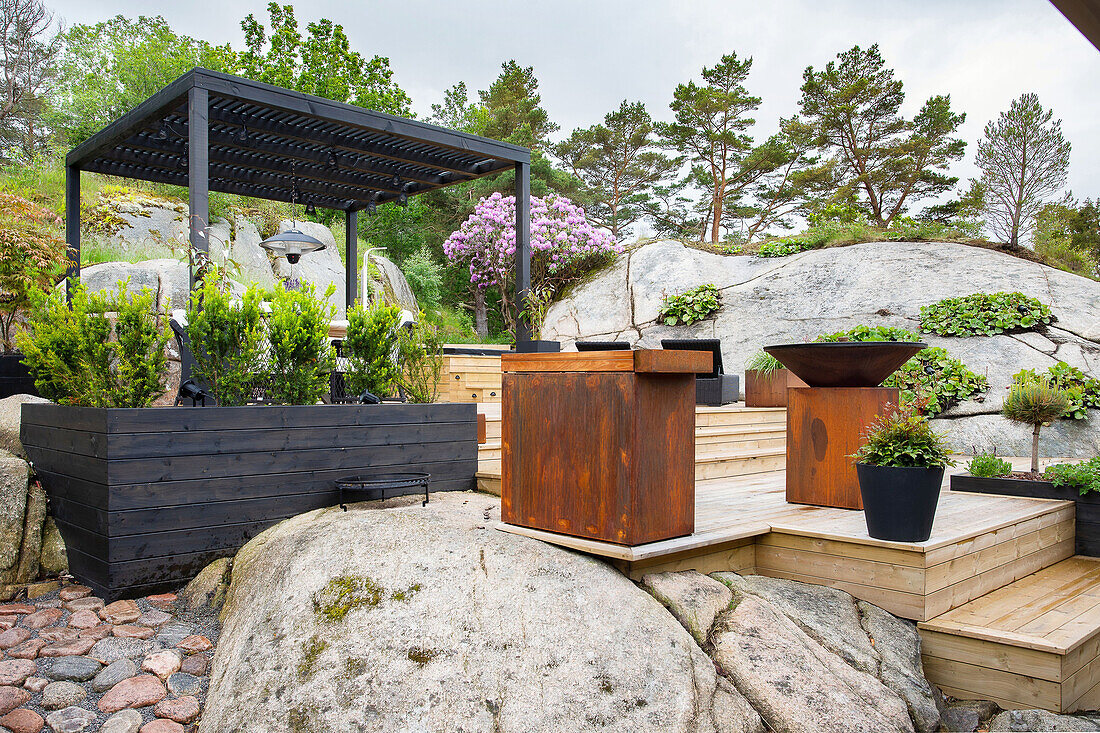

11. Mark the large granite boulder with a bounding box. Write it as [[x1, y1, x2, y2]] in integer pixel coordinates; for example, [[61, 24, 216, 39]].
[[370, 254, 419, 313], [0, 394, 49, 458], [543, 240, 1100, 457], [203, 493, 764, 733], [77, 258, 190, 313]]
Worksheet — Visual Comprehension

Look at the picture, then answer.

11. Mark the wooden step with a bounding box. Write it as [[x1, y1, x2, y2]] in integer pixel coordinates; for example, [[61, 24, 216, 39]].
[[918, 556, 1100, 713], [695, 405, 786, 429], [695, 448, 786, 480], [695, 426, 786, 454]]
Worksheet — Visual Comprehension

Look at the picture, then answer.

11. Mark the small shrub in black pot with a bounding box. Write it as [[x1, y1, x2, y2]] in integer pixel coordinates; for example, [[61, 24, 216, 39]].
[[853, 404, 955, 542]]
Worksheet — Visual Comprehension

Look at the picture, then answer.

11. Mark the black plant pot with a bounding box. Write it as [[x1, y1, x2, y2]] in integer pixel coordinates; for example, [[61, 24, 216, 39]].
[[0, 353, 36, 399], [856, 463, 945, 542], [515, 340, 560, 353]]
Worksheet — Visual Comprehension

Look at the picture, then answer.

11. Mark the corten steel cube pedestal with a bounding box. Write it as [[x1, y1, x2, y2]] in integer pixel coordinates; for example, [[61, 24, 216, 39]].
[[785, 386, 899, 509], [500, 350, 711, 546], [744, 368, 808, 408], [764, 341, 924, 511]]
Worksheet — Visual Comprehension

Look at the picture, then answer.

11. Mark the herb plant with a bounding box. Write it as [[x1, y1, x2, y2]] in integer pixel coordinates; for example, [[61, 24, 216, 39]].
[[265, 283, 337, 405], [967, 452, 1013, 478], [757, 240, 809, 257], [852, 404, 955, 468], [658, 284, 721, 326], [1045, 457, 1100, 495], [186, 279, 267, 406], [1002, 378, 1071, 474], [344, 299, 402, 399], [919, 292, 1053, 337], [19, 282, 170, 407]]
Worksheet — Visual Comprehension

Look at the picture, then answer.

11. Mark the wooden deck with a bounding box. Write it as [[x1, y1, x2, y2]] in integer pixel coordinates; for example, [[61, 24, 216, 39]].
[[499, 471, 1076, 622]]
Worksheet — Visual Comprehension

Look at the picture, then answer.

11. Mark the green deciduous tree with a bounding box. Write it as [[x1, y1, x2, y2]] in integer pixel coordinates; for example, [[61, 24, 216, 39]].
[[658, 52, 763, 243], [554, 100, 680, 239], [51, 15, 235, 145], [799, 44, 966, 227], [1033, 196, 1099, 276], [238, 3, 411, 115], [0, 0, 59, 157], [976, 93, 1071, 247]]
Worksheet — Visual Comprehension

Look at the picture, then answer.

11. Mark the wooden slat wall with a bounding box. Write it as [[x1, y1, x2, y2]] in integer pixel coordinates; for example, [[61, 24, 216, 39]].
[[22, 402, 477, 600], [436, 355, 503, 403]]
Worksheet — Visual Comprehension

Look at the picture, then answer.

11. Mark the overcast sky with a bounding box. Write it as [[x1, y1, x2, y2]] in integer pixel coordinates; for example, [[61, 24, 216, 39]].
[[44, 0, 1100, 204]]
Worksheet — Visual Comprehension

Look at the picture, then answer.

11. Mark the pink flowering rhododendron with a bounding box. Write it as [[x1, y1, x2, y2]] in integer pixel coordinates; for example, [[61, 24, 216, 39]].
[[443, 192, 621, 292]]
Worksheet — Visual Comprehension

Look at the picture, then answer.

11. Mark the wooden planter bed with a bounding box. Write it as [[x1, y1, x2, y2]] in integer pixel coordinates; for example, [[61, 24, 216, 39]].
[[21, 402, 478, 600], [951, 473, 1100, 556]]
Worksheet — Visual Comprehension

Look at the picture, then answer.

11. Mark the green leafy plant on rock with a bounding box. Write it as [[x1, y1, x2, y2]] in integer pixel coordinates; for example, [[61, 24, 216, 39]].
[[344, 299, 402, 399], [815, 326, 988, 415], [186, 280, 267, 407], [1002, 378, 1071, 474], [266, 283, 337, 405], [756, 240, 809, 257], [919, 292, 1053, 337], [852, 403, 955, 468], [967, 452, 1013, 478], [1045, 457, 1100, 495], [658, 284, 720, 326], [19, 282, 170, 407], [1013, 362, 1100, 420]]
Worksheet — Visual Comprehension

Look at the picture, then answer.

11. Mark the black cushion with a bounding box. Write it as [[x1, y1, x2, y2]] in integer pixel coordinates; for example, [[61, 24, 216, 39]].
[[576, 341, 631, 351], [660, 339, 723, 377]]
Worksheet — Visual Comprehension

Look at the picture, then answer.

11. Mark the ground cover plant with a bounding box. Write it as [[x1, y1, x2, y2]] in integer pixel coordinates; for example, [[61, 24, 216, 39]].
[[815, 325, 988, 415], [658, 284, 720, 326], [967, 452, 1013, 478], [919, 292, 1053, 337], [1045, 457, 1100, 495]]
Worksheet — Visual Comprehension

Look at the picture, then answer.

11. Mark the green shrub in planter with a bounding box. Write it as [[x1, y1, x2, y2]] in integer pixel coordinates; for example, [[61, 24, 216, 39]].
[[1003, 378, 1071, 474], [1045, 457, 1100, 495], [19, 282, 170, 407], [1013, 362, 1100, 420], [967, 452, 1013, 478], [919, 292, 1053, 337], [658, 284, 720, 326], [745, 350, 783, 376], [266, 283, 337, 405], [186, 279, 267, 407], [853, 405, 955, 542], [345, 299, 402, 398], [398, 317, 444, 404]]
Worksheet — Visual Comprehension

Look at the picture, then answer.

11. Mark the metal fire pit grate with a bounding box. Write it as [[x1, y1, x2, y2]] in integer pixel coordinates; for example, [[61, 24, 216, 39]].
[[335, 472, 431, 510]]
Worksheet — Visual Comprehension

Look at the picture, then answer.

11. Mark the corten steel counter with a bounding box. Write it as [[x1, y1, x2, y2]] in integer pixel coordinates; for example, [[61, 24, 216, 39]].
[[500, 350, 711, 546]]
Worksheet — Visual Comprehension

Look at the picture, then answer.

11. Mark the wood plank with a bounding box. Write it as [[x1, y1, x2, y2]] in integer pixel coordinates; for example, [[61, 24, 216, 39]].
[[757, 531, 925, 568], [633, 349, 711, 374], [922, 655, 1061, 710], [918, 628, 1063, 681], [754, 543, 925, 594], [623, 541, 755, 580], [502, 351, 635, 373], [755, 566, 926, 620]]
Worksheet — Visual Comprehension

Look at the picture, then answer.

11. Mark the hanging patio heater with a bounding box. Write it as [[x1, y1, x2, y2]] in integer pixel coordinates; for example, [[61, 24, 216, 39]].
[[259, 181, 325, 290]]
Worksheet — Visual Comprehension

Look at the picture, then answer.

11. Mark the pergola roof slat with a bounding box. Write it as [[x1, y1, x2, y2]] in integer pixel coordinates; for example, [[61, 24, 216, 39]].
[[64, 67, 533, 337]]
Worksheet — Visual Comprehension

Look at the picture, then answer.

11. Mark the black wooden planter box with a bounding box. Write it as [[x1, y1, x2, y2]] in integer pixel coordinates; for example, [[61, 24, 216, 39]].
[[0, 354, 36, 399], [20, 402, 478, 601], [951, 473, 1100, 556]]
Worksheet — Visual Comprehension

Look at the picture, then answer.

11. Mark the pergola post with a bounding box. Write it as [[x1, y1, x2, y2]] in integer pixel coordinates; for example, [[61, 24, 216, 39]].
[[64, 164, 80, 300], [345, 209, 357, 311], [187, 86, 209, 291], [514, 161, 531, 343]]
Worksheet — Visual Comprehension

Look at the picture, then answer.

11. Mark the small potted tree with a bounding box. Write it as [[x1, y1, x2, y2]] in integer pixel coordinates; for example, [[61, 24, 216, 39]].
[[0, 194, 69, 397], [1003, 378, 1071, 476], [853, 403, 955, 542], [744, 350, 805, 407]]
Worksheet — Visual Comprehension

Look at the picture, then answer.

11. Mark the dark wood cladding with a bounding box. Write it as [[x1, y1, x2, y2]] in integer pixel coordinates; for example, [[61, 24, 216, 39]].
[[21, 402, 477, 600], [501, 351, 697, 546], [786, 387, 898, 510], [951, 473, 1099, 556]]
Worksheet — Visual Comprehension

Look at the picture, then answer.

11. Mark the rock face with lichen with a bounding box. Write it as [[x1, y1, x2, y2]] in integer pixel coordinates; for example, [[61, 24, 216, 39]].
[[202, 493, 764, 733], [543, 240, 1100, 457]]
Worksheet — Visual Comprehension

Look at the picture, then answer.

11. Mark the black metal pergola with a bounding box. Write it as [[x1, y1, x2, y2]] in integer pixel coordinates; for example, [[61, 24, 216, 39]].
[[64, 67, 534, 338]]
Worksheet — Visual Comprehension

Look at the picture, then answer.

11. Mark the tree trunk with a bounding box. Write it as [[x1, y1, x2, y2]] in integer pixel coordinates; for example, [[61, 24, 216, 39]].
[[474, 290, 488, 339], [1031, 423, 1042, 474]]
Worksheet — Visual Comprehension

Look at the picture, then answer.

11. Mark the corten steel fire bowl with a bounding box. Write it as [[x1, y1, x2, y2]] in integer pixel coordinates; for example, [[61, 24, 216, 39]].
[[763, 342, 926, 388]]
